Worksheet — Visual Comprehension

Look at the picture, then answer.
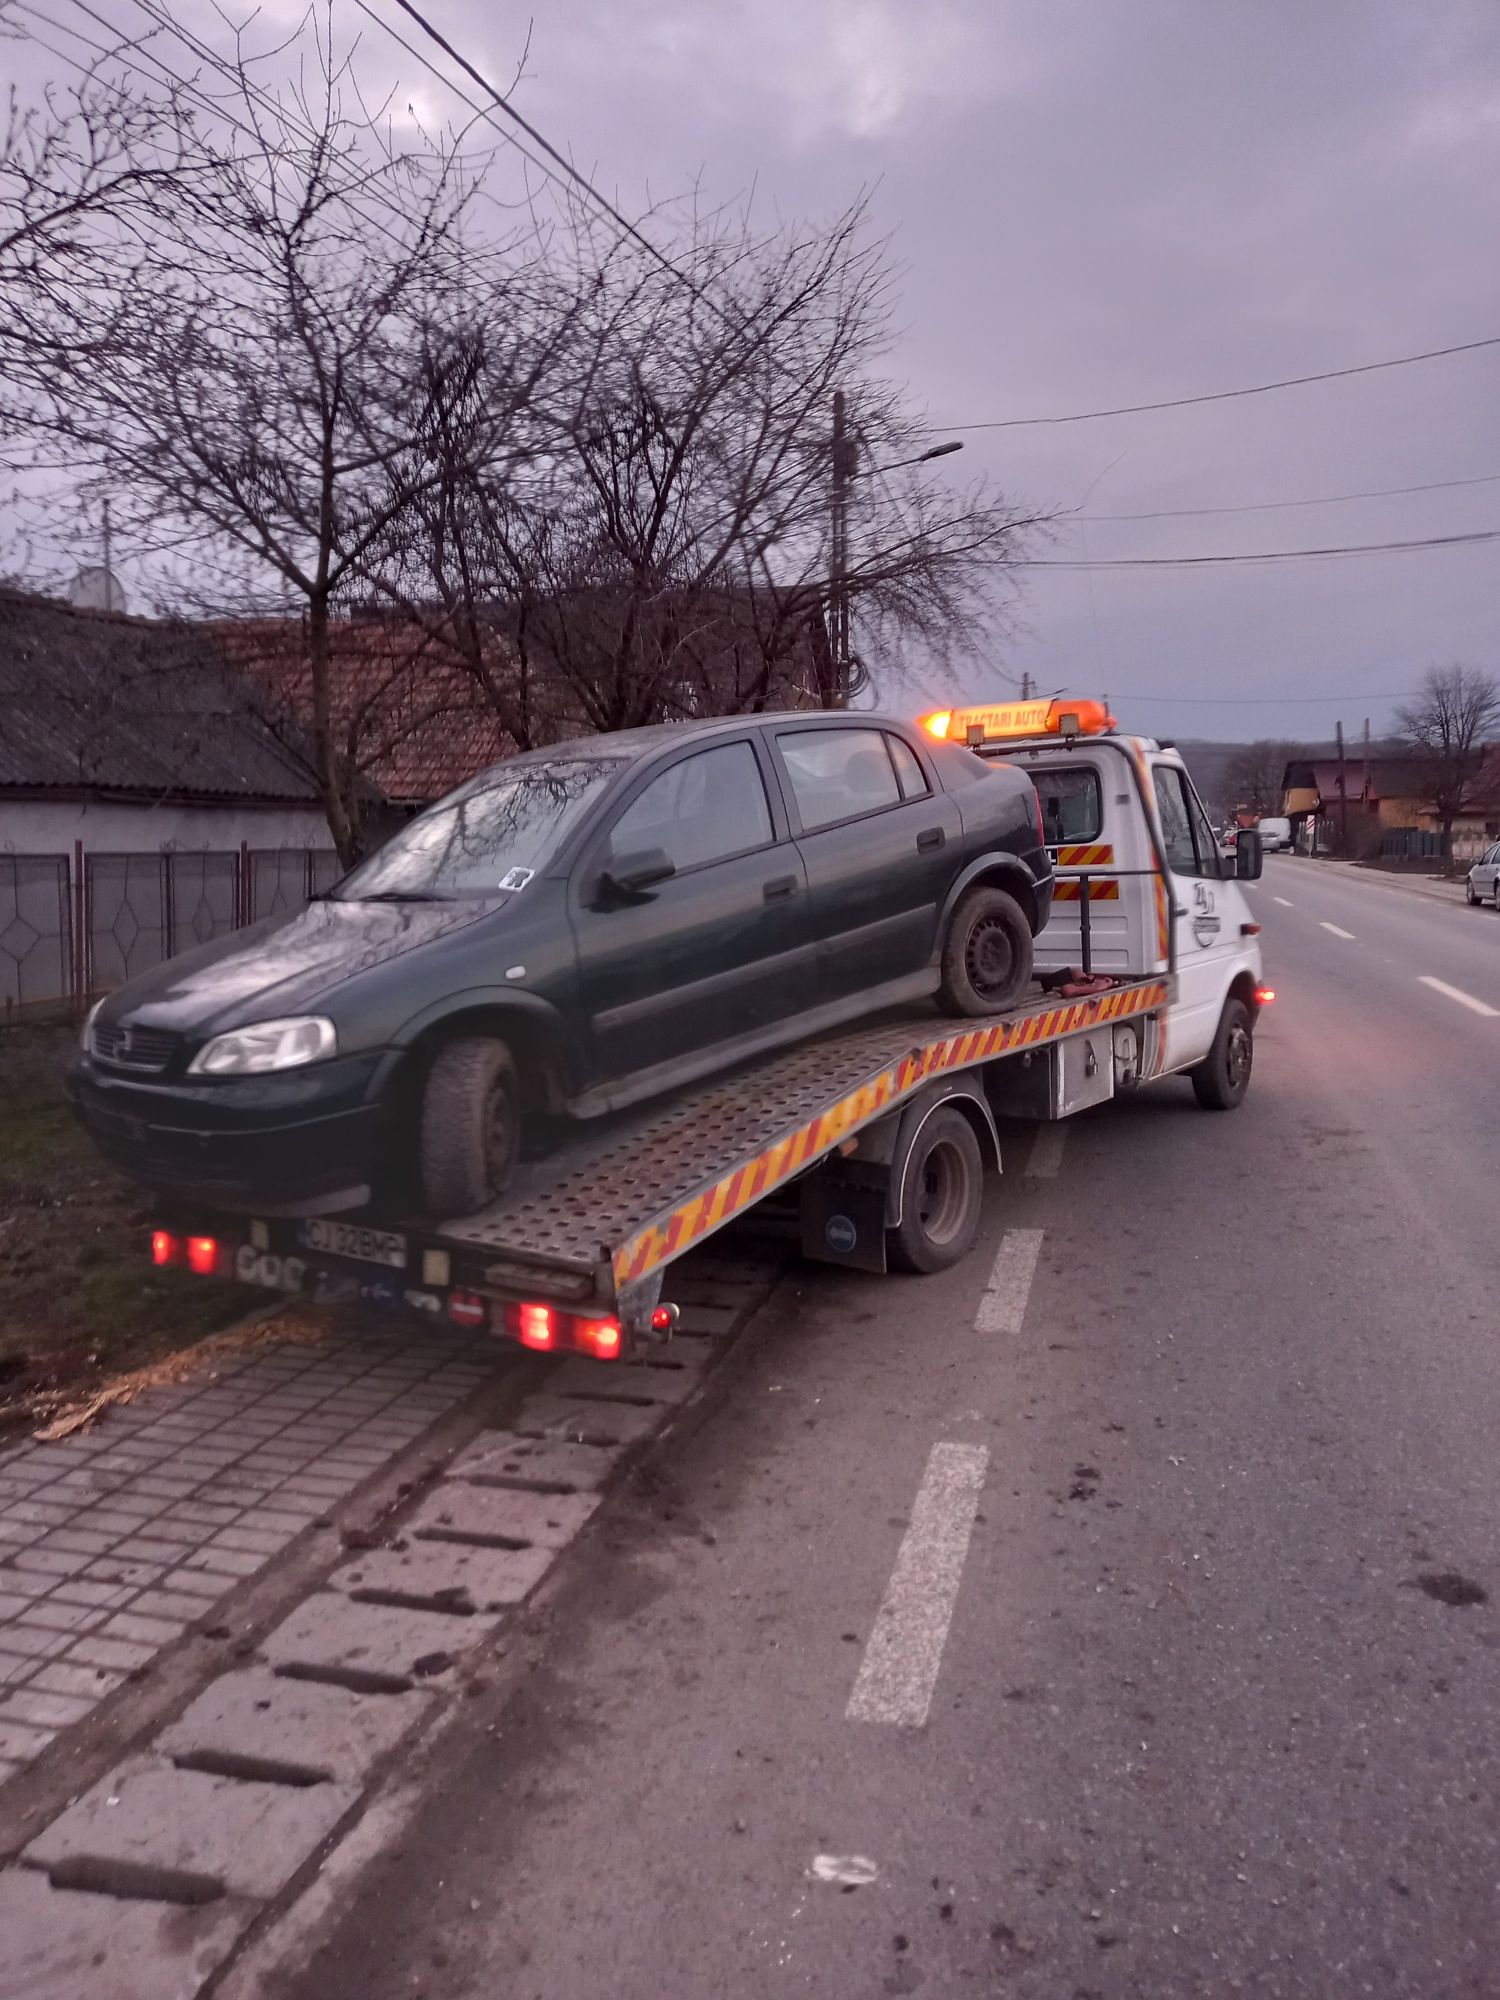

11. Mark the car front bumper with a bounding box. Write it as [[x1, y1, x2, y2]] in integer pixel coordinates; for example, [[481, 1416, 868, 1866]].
[[67, 1050, 400, 1214]]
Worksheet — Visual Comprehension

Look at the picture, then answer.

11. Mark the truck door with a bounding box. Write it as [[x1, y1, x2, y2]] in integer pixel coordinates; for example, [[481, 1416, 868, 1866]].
[[1149, 761, 1240, 1067]]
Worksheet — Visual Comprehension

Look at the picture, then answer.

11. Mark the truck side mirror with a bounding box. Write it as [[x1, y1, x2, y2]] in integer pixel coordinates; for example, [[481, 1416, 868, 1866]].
[[1236, 829, 1263, 881]]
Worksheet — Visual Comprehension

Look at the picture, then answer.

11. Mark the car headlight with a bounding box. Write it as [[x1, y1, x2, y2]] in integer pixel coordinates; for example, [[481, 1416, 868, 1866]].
[[80, 997, 104, 1051], [187, 1016, 337, 1076]]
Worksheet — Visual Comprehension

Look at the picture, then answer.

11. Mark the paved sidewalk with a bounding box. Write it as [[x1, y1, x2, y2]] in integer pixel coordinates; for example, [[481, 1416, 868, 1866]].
[[0, 1329, 490, 1782], [1290, 857, 1470, 907]]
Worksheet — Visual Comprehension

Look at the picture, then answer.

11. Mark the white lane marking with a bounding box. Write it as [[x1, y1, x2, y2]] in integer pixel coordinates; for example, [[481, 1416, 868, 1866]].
[[975, 1227, 1044, 1334], [845, 1442, 988, 1728], [809, 1855, 878, 1885], [1272, 896, 1294, 907], [1025, 1124, 1068, 1178], [1319, 922, 1356, 939], [1418, 975, 1500, 1018]]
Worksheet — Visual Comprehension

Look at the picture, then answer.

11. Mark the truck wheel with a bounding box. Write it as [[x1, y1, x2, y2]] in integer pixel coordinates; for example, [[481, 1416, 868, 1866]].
[[887, 1107, 985, 1274], [1190, 998, 1253, 1111], [418, 1036, 519, 1216], [938, 885, 1034, 1016]]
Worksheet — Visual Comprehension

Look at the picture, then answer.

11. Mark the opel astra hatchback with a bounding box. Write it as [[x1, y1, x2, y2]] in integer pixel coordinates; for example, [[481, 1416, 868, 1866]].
[[71, 712, 1053, 1217]]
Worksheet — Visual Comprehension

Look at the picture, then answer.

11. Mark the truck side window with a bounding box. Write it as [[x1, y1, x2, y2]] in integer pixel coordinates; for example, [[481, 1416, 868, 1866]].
[[1153, 767, 1219, 879], [1030, 765, 1102, 844]]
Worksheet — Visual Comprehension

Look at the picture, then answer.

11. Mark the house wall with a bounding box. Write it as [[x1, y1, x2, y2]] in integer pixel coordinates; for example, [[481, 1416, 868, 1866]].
[[0, 798, 332, 857]]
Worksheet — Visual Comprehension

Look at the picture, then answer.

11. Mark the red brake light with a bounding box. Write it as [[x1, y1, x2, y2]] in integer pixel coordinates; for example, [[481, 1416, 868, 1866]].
[[1255, 985, 1276, 1006], [151, 1230, 178, 1267], [517, 1302, 555, 1351], [650, 1304, 677, 1332], [576, 1316, 622, 1360], [186, 1235, 218, 1275]]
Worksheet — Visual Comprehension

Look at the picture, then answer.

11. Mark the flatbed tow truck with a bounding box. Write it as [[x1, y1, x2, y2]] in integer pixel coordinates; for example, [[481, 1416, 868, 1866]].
[[147, 699, 1270, 1362]]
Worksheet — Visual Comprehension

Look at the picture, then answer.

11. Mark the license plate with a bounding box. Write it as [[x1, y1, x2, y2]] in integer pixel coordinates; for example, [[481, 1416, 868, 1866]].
[[297, 1219, 407, 1269]]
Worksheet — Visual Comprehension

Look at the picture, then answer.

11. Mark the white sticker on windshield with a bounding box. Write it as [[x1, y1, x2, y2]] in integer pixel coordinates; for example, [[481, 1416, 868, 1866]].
[[499, 867, 534, 892]]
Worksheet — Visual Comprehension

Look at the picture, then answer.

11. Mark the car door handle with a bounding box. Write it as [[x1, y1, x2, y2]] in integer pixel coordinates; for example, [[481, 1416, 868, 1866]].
[[916, 827, 945, 853], [762, 875, 799, 902]]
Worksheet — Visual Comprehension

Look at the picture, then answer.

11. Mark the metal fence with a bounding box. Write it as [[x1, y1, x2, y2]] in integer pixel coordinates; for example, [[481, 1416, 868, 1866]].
[[1379, 828, 1444, 861], [0, 855, 73, 1021], [0, 846, 336, 1017]]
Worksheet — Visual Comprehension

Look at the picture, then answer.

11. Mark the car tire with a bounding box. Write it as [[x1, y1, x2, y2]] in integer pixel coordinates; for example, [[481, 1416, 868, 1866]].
[[1467, 880, 1480, 905], [938, 885, 1034, 1015], [418, 1036, 519, 1216], [887, 1107, 985, 1274], [1190, 997, 1253, 1111]]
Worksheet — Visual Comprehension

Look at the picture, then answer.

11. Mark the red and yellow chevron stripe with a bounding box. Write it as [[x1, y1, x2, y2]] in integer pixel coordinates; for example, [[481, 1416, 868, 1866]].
[[1055, 842, 1114, 867], [612, 980, 1170, 1289], [1053, 880, 1121, 902]]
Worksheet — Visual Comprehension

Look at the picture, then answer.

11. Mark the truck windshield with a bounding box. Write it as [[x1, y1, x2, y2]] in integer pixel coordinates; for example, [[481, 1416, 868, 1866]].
[[333, 758, 623, 901]]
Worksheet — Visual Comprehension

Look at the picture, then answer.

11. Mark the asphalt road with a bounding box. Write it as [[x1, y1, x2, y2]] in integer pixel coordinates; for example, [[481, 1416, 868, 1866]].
[[287, 857, 1500, 2000]]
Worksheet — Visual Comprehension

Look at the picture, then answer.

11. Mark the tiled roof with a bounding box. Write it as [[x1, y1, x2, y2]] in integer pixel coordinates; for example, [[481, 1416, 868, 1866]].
[[0, 590, 321, 802]]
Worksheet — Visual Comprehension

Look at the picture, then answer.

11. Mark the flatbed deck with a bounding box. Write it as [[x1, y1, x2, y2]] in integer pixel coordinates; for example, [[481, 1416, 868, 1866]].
[[440, 975, 1170, 1304]]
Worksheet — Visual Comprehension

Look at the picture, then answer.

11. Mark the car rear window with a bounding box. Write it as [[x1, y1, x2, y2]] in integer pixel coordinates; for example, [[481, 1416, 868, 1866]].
[[1030, 764, 1102, 844]]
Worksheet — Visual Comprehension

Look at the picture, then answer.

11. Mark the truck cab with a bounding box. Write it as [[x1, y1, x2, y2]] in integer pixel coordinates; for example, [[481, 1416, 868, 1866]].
[[918, 697, 1266, 1083]]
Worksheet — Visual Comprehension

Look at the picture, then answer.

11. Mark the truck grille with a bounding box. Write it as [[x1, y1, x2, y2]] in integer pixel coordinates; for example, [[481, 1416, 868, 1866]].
[[91, 1020, 179, 1073]]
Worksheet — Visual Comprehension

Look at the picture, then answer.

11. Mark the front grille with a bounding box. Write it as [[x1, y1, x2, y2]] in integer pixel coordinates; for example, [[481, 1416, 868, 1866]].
[[91, 1019, 179, 1073]]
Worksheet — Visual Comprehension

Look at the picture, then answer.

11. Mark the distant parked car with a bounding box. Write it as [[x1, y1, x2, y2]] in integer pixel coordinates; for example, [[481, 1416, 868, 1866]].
[[70, 712, 1054, 1219], [1257, 816, 1292, 853], [1467, 841, 1500, 908]]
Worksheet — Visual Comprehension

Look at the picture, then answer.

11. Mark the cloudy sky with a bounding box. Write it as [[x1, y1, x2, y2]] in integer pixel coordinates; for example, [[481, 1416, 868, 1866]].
[[13, 0, 1500, 739]]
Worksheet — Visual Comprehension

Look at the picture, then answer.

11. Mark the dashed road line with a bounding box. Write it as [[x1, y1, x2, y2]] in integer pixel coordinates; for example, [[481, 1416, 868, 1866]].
[[974, 1228, 1044, 1335], [1272, 896, 1294, 907], [1418, 976, 1500, 1018], [845, 1442, 988, 1728], [1025, 1125, 1068, 1178], [1319, 922, 1356, 940]]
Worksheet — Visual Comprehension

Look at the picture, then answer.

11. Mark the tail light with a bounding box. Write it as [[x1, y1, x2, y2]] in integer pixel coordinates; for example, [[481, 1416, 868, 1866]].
[[516, 1302, 555, 1351], [1254, 985, 1276, 1006], [575, 1317, 622, 1360], [151, 1230, 178, 1267], [186, 1235, 219, 1275]]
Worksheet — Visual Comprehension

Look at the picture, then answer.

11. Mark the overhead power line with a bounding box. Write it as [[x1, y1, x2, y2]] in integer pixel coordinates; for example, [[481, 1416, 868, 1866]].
[[367, 0, 738, 328], [1022, 527, 1500, 568], [1111, 690, 1418, 705], [1081, 471, 1500, 523], [943, 335, 1500, 432]]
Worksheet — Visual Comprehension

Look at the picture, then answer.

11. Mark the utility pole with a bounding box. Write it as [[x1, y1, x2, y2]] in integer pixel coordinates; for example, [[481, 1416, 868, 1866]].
[[1336, 719, 1350, 857], [1362, 716, 1371, 819], [829, 389, 857, 708], [1020, 671, 1034, 701]]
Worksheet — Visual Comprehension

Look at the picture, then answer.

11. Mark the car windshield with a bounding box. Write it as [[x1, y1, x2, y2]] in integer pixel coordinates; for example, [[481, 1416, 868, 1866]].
[[333, 758, 622, 901]]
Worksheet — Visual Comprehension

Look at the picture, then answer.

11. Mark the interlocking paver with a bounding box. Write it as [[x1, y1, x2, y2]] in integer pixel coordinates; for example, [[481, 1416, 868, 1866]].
[[262, 1592, 496, 1689], [0, 1868, 251, 2000], [65, 1633, 153, 1672], [28, 1659, 127, 1700], [0, 1650, 38, 1686], [3, 1685, 93, 1729], [0, 1714, 54, 1760], [409, 1483, 598, 1551], [332, 1539, 552, 1611], [4, 1624, 71, 1661]]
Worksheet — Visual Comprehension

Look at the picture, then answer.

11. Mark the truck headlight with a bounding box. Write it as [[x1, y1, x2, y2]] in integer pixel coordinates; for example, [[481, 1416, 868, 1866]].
[[188, 1016, 337, 1076]]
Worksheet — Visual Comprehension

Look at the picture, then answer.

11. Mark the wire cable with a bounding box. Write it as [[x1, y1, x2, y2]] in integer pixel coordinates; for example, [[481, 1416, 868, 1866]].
[[942, 336, 1500, 431], [1082, 471, 1500, 523], [1021, 528, 1500, 568]]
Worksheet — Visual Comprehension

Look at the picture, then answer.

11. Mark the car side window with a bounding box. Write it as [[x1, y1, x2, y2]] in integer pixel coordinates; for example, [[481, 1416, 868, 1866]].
[[886, 734, 930, 801], [779, 727, 902, 831], [607, 743, 773, 873], [1153, 767, 1219, 879]]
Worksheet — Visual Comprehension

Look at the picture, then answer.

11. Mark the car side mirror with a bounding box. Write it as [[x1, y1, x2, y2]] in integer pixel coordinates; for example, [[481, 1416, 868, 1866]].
[[1235, 829, 1263, 881], [600, 847, 677, 899]]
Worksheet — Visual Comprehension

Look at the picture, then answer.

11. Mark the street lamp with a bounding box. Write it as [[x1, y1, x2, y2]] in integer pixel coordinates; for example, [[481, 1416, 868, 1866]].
[[830, 397, 964, 706]]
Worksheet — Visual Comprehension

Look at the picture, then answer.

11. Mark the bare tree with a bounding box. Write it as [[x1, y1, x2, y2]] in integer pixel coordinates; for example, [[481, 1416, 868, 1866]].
[[1224, 739, 1302, 818], [371, 193, 1048, 736], [1395, 663, 1500, 860], [0, 15, 539, 863]]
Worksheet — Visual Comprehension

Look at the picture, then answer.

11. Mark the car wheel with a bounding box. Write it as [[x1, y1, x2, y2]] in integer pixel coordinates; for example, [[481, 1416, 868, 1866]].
[[887, 1107, 985, 1274], [1467, 880, 1480, 905], [938, 885, 1034, 1015], [1190, 998, 1253, 1111], [418, 1036, 519, 1216]]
